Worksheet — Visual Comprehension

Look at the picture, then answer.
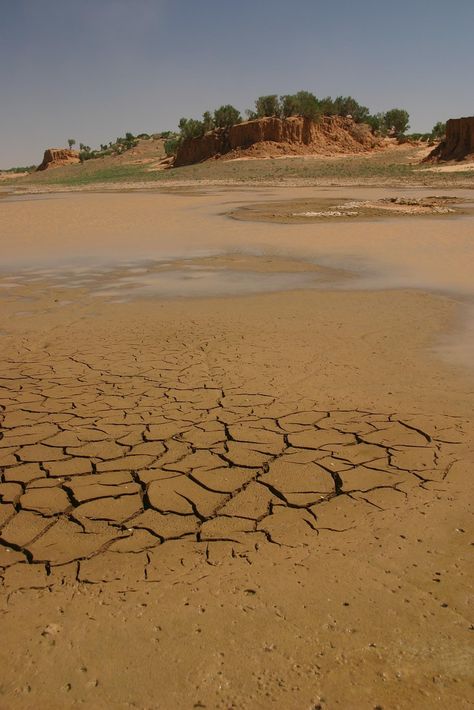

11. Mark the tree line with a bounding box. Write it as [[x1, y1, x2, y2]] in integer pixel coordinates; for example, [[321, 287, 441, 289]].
[[165, 92, 413, 155], [165, 92, 448, 156]]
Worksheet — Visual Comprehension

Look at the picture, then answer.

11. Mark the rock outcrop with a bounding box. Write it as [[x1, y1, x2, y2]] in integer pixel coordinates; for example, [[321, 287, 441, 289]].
[[174, 116, 380, 167], [424, 116, 474, 162], [36, 148, 81, 171]]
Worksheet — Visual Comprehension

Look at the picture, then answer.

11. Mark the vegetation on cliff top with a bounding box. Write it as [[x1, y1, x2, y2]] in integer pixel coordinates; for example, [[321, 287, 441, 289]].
[[165, 91, 414, 157]]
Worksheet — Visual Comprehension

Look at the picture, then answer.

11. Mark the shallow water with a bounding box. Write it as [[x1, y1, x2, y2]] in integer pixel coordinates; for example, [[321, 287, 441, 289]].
[[90, 267, 323, 300], [0, 258, 341, 301], [1, 187, 474, 368]]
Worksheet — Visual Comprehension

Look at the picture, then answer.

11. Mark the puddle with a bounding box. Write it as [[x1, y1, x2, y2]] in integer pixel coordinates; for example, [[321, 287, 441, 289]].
[[90, 266, 328, 301], [5, 255, 347, 302]]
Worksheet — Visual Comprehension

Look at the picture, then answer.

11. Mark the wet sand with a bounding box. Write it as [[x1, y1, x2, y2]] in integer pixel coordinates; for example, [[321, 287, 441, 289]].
[[1, 187, 473, 709]]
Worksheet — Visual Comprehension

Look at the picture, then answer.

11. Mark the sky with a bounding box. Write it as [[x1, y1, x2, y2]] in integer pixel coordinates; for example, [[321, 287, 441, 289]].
[[1, 0, 473, 168]]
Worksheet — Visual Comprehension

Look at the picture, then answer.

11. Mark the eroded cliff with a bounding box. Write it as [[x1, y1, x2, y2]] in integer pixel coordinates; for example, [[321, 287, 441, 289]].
[[174, 115, 380, 167], [424, 117, 474, 162], [36, 148, 81, 171]]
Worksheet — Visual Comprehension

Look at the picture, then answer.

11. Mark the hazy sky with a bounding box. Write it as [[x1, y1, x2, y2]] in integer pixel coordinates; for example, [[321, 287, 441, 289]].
[[1, 0, 473, 167]]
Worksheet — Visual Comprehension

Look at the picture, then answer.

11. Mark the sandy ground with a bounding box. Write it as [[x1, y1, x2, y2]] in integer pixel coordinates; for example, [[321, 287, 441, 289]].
[[0, 187, 473, 709], [420, 163, 474, 173]]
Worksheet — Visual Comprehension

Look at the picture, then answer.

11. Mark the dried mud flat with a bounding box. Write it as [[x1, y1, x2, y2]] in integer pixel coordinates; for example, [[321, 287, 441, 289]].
[[0, 188, 474, 709]]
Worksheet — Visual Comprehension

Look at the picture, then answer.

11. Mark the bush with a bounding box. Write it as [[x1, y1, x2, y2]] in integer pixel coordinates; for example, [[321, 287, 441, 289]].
[[406, 132, 431, 142], [366, 113, 386, 135], [333, 96, 370, 123], [279, 91, 321, 121], [280, 94, 299, 118], [164, 138, 180, 156], [202, 111, 215, 132], [4, 165, 36, 173], [318, 96, 337, 116], [431, 121, 446, 140], [213, 105, 241, 128], [255, 95, 281, 118], [178, 118, 206, 139], [383, 108, 410, 136]]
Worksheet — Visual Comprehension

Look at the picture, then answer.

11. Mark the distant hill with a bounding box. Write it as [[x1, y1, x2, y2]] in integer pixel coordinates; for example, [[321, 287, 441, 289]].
[[2, 136, 168, 185]]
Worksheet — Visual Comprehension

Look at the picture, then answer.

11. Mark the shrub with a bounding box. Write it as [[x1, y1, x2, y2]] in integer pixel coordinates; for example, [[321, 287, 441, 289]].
[[79, 150, 93, 162], [280, 91, 321, 121], [280, 94, 299, 118], [318, 96, 337, 116], [255, 95, 281, 118], [333, 96, 370, 123], [366, 113, 386, 135], [4, 165, 35, 173], [431, 121, 446, 140], [164, 137, 180, 156], [178, 118, 206, 139], [202, 111, 215, 132], [383, 108, 410, 136], [406, 132, 431, 142], [213, 105, 241, 128], [294, 91, 322, 121]]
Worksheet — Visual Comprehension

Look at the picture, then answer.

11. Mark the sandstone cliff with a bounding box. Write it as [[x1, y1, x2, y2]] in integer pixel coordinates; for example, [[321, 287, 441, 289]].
[[36, 148, 81, 171], [424, 116, 474, 162], [174, 116, 380, 167]]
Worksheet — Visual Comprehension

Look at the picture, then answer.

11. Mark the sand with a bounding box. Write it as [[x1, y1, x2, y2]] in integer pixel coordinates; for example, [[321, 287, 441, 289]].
[[0, 187, 473, 709]]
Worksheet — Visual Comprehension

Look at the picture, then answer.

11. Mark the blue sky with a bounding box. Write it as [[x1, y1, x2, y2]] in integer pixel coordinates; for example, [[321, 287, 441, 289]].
[[1, 0, 473, 167]]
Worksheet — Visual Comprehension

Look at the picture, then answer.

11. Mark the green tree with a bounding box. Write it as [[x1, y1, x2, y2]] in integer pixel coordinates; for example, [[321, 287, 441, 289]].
[[178, 117, 205, 140], [333, 96, 370, 123], [255, 95, 281, 118], [67, 138, 76, 150], [213, 105, 241, 128], [202, 111, 215, 132], [366, 112, 386, 134], [279, 91, 321, 120], [383, 108, 410, 136], [164, 137, 180, 156], [317, 96, 337, 116], [294, 91, 321, 120], [280, 94, 300, 118], [431, 121, 446, 140]]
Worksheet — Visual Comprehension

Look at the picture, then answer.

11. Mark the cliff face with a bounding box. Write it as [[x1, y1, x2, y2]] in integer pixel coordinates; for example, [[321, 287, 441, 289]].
[[424, 117, 474, 162], [36, 148, 81, 171], [174, 116, 379, 167]]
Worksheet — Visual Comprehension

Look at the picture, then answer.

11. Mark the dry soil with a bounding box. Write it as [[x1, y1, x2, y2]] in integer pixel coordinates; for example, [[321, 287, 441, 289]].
[[0, 187, 473, 709]]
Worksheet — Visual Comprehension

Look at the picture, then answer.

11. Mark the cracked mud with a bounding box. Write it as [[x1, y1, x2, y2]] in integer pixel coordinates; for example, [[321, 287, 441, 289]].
[[1, 335, 470, 586]]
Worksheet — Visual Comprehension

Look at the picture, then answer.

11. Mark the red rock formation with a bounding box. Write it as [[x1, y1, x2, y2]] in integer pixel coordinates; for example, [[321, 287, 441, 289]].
[[174, 116, 380, 167], [424, 117, 474, 162], [36, 148, 81, 171]]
